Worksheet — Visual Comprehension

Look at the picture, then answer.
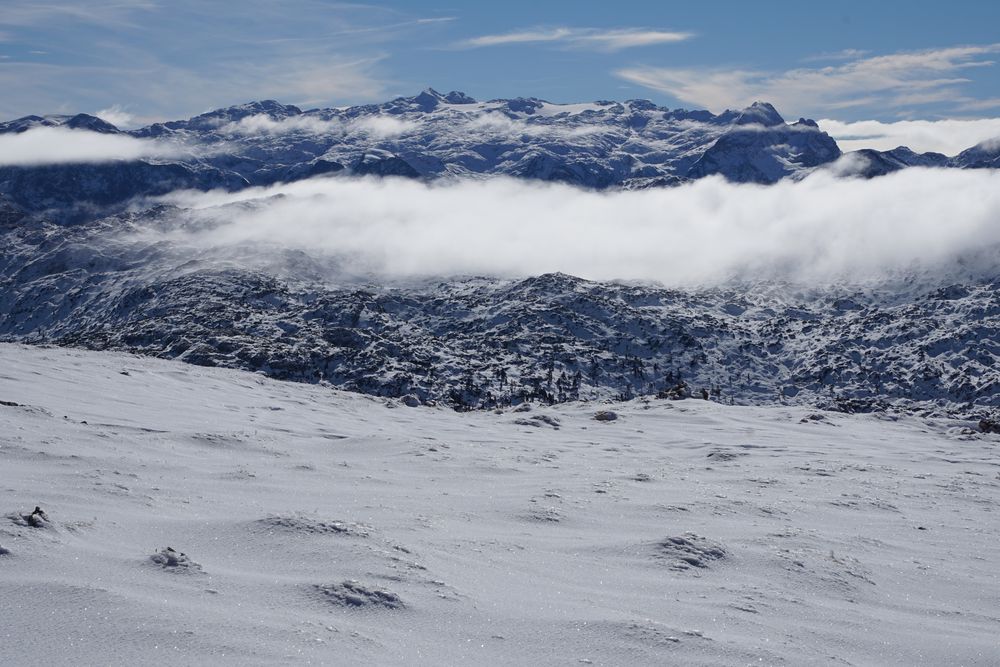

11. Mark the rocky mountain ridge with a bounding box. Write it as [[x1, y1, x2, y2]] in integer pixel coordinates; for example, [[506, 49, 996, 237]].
[[2, 89, 994, 223]]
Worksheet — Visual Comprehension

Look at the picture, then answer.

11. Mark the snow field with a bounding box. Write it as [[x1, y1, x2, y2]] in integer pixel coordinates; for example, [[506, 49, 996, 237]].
[[1, 344, 998, 665]]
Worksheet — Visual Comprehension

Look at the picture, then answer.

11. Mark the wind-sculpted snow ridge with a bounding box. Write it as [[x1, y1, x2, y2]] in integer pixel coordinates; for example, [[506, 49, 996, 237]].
[[2, 208, 999, 418]]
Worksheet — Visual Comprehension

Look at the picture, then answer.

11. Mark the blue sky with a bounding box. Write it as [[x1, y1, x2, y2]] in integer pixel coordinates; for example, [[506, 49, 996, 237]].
[[1, 0, 999, 124]]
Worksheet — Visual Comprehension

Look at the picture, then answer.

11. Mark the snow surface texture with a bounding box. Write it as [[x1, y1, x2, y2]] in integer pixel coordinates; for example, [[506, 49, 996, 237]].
[[1, 344, 998, 665]]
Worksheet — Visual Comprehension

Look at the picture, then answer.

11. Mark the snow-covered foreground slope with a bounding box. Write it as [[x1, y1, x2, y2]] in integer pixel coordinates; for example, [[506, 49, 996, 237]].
[[1, 344, 998, 665]]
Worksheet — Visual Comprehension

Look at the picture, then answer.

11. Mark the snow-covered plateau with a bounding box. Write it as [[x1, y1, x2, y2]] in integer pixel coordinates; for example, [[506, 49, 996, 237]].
[[1, 344, 998, 665]]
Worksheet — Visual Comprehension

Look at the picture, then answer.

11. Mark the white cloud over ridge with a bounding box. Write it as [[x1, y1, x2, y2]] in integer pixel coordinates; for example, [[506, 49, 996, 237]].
[[465, 114, 605, 139], [617, 44, 1000, 119], [150, 168, 1000, 286], [0, 126, 194, 166], [95, 105, 136, 128], [349, 115, 418, 139], [819, 117, 1000, 155], [221, 114, 418, 139], [221, 111, 601, 141]]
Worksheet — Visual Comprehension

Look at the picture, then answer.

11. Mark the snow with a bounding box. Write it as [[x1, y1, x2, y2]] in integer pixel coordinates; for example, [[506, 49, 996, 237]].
[[2, 343, 998, 664]]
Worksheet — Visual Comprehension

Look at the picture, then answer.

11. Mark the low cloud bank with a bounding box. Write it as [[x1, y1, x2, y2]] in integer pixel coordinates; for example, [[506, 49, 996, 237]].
[[221, 114, 418, 139], [149, 167, 1000, 286], [820, 117, 1000, 155], [0, 126, 193, 166], [221, 111, 601, 141]]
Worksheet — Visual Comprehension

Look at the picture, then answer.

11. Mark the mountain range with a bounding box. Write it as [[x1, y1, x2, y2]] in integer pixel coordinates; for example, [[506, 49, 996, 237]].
[[1, 91, 999, 418], [2, 89, 998, 222]]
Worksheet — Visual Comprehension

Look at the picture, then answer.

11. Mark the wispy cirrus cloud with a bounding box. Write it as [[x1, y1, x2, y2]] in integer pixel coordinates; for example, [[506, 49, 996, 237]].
[[0, 54, 389, 125], [617, 44, 1000, 117], [958, 98, 1000, 111], [455, 27, 692, 52], [0, 1, 157, 27], [802, 48, 870, 63], [0, 1, 449, 120]]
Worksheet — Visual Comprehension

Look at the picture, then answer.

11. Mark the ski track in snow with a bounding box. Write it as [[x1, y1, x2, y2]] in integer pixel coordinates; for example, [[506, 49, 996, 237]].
[[1, 343, 998, 665]]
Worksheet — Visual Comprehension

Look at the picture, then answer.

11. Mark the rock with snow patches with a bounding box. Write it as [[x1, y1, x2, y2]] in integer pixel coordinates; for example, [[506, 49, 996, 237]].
[[848, 146, 950, 177], [314, 580, 405, 609], [149, 546, 202, 572], [951, 138, 1000, 169]]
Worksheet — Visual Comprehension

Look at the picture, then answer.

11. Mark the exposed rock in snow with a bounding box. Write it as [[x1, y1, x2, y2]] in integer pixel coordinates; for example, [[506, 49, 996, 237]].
[[149, 546, 202, 573], [314, 581, 405, 609]]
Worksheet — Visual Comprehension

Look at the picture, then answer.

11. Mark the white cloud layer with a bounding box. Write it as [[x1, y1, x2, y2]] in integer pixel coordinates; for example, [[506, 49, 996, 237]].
[[617, 44, 1000, 118], [0, 1, 156, 27], [149, 168, 1000, 286], [0, 126, 193, 166], [220, 112, 600, 141], [220, 114, 418, 139], [348, 115, 418, 139], [457, 27, 692, 52], [820, 117, 1000, 155], [465, 114, 604, 139], [95, 104, 136, 128]]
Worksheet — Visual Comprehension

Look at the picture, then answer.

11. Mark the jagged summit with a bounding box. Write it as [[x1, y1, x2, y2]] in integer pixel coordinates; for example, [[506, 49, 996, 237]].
[[0, 112, 120, 134], [61, 114, 122, 133], [409, 88, 445, 111], [196, 99, 303, 121], [728, 101, 786, 127], [395, 88, 477, 111], [443, 90, 476, 104]]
